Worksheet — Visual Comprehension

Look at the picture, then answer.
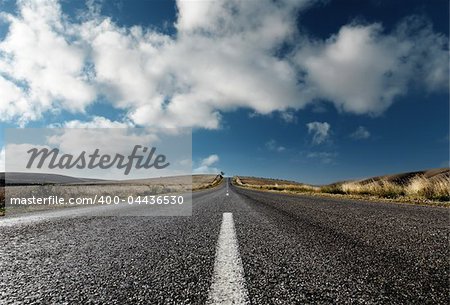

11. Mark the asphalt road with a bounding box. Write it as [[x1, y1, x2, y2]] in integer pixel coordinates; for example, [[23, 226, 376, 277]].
[[0, 179, 448, 304]]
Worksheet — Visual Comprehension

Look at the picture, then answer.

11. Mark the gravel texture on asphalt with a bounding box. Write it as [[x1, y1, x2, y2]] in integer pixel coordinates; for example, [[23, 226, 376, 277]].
[[0, 179, 448, 304]]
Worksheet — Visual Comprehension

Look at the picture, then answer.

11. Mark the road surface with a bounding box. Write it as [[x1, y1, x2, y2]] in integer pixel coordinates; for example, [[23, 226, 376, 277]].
[[0, 179, 448, 304]]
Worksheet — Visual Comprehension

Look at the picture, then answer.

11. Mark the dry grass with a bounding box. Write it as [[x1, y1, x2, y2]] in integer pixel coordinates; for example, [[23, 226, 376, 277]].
[[324, 172, 449, 201], [4, 175, 222, 199], [405, 175, 450, 201], [193, 175, 223, 190], [332, 180, 406, 198], [234, 176, 320, 193], [234, 168, 450, 205], [1, 174, 222, 215]]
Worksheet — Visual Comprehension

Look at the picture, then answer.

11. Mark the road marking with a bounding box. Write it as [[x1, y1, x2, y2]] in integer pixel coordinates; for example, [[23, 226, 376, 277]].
[[226, 179, 229, 196], [207, 213, 249, 305]]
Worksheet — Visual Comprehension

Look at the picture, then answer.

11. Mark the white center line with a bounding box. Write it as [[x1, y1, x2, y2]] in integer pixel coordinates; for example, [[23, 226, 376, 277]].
[[207, 213, 249, 305]]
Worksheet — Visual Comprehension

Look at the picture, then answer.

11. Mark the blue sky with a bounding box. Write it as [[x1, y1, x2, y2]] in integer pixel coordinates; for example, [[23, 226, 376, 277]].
[[0, 0, 448, 184]]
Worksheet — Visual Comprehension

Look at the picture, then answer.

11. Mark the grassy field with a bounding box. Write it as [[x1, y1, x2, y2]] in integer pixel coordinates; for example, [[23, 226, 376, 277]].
[[0, 174, 222, 216], [234, 168, 450, 206], [192, 174, 223, 190]]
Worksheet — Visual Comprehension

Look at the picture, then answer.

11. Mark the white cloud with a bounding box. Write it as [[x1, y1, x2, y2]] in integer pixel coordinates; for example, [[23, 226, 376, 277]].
[[4, 144, 53, 173], [46, 128, 159, 156], [59, 116, 134, 128], [350, 126, 370, 140], [193, 154, 220, 174], [175, 0, 222, 32], [0, 1, 447, 128], [279, 110, 297, 123], [296, 24, 401, 114], [307, 151, 337, 164], [294, 17, 448, 115], [306, 121, 330, 144], [265, 139, 286, 152], [0, 0, 95, 125], [201, 154, 219, 167], [395, 16, 449, 92]]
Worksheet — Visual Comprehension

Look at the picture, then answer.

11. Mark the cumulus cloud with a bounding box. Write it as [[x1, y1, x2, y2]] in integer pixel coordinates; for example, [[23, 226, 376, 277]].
[[350, 126, 370, 140], [306, 122, 330, 144], [0, 0, 447, 128], [45, 128, 159, 157], [193, 154, 220, 174], [0, 0, 95, 125], [294, 17, 448, 115], [5, 144, 53, 173], [265, 139, 286, 152]]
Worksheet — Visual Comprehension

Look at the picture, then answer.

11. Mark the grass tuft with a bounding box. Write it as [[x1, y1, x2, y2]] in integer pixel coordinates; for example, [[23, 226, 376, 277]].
[[406, 175, 450, 201], [339, 180, 405, 198]]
